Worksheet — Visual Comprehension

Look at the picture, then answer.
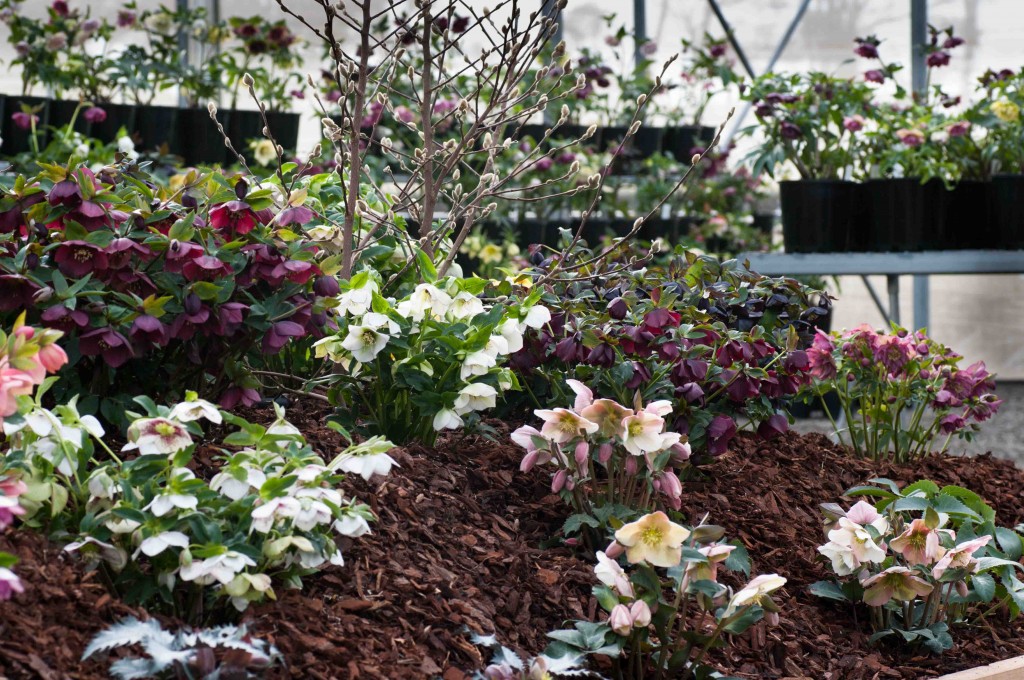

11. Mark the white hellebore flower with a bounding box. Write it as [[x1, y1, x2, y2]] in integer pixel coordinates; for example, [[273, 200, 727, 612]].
[[498, 318, 525, 354], [337, 278, 379, 317], [331, 449, 398, 482], [520, 305, 551, 330], [453, 383, 498, 415], [396, 283, 452, 322], [341, 313, 397, 363], [210, 466, 267, 501], [168, 398, 223, 424], [122, 417, 193, 456], [621, 410, 680, 456], [461, 349, 496, 380], [135, 530, 190, 558], [432, 408, 464, 432], [724, 574, 787, 616], [447, 291, 485, 320], [144, 492, 198, 517], [334, 514, 372, 538], [178, 551, 256, 586], [250, 496, 301, 533]]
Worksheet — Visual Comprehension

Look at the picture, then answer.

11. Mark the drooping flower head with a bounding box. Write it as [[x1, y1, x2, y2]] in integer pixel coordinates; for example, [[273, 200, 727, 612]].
[[862, 566, 933, 606], [614, 511, 690, 568]]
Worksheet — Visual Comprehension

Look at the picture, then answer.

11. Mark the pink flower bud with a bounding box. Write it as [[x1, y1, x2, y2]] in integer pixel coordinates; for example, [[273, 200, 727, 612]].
[[609, 604, 633, 636], [605, 541, 624, 559], [13, 326, 33, 339], [551, 469, 567, 493], [598, 443, 613, 464], [765, 611, 780, 627], [615, 574, 634, 598], [574, 441, 590, 467], [671, 442, 692, 463], [661, 472, 683, 499], [652, 477, 662, 492], [956, 581, 968, 597], [565, 476, 575, 491], [520, 450, 540, 473], [565, 537, 579, 547], [624, 456, 637, 475], [630, 600, 651, 627]]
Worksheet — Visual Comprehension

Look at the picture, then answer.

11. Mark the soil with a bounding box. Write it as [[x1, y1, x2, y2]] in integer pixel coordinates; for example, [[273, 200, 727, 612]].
[[2, 401, 1024, 680]]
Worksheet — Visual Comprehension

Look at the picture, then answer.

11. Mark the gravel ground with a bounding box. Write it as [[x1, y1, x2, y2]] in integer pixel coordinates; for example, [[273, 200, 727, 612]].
[[791, 381, 1024, 467]]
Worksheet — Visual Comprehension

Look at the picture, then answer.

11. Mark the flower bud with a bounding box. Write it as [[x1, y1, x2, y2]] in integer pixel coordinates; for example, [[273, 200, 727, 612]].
[[765, 611, 780, 627], [551, 468, 568, 493], [184, 292, 202, 316], [574, 441, 589, 467], [956, 581, 969, 597], [630, 600, 651, 627], [565, 477, 575, 491], [605, 541, 624, 559], [520, 450, 540, 473], [691, 153, 701, 165], [624, 456, 638, 476], [313, 275, 340, 297], [598, 443, 613, 464], [606, 296, 627, 320], [661, 472, 683, 499], [609, 604, 633, 636], [671, 442, 692, 463]]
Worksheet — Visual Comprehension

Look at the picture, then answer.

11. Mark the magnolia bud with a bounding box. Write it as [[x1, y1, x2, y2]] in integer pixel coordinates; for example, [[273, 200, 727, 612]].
[[609, 604, 632, 636], [598, 443, 614, 464], [630, 600, 651, 627], [574, 441, 589, 467], [207, 102, 218, 116], [551, 469, 568, 493], [691, 153, 701, 165], [242, 72, 255, 87], [605, 541, 624, 559], [628, 120, 641, 135]]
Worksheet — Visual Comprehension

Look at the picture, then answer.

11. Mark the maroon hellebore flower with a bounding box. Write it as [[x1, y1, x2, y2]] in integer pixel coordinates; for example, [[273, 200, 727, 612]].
[[12, 112, 37, 131], [757, 414, 789, 440], [0, 274, 41, 312], [219, 386, 261, 409], [40, 304, 89, 332], [182, 255, 233, 282], [313, 275, 340, 297], [262, 320, 306, 354], [854, 42, 879, 59], [864, 70, 885, 83], [83, 107, 107, 124], [54, 241, 108, 278], [706, 415, 737, 456], [48, 179, 82, 207], [927, 51, 951, 68], [277, 205, 316, 226], [209, 201, 258, 235], [780, 121, 802, 140], [129, 314, 167, 347], [163, 241, 204, 274], [943, 36, 965, 49], [51, 0, 69, 17], [79, 327, 133, 368]]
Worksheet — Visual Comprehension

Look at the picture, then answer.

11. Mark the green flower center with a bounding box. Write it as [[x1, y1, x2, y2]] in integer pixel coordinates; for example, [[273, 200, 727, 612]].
[[641, 526, 663, 546]]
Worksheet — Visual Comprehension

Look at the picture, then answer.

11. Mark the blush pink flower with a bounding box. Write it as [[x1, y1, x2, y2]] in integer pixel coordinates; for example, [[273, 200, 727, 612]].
[[889, 518, 945, 566], [533, 408, 598, 444], [614, 511, 690, 567], [862, 566, 933, 606], [932, 536, 991, 579], [579, 399, 634, 438], [621, 410, 680, 456]]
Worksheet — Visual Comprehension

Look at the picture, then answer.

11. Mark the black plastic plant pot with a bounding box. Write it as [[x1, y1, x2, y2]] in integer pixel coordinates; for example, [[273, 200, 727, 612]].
[[133, 104, 178, 156], [662, 125, 715, 160], [752, 213, 775, 234], [518, 123, 546, 143], [0, 95, 51, 155], [779, 179, 861, 253], [864, 178, 944, 252], [992, 174, 1024, 250], [517, 218, 547, 247], [632, 125, 664, 158], [48, 99, 90, 136], [943, 180, 993, 250], [225, 109, 265, 163], [175, 108, 226, 166], [265, 111, 301, 153]]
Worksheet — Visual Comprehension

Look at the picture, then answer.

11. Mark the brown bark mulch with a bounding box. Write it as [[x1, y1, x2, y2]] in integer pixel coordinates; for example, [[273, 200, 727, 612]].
[[2, 402, 1024, 679]]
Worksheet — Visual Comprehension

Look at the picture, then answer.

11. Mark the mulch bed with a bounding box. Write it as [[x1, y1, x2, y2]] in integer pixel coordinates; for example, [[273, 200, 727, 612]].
[[2, 401, 1024, 679]]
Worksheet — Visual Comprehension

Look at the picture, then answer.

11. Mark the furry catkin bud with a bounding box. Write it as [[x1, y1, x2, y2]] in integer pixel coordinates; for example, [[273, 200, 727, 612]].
[[628, 120, 641, 136], [583, 124, 597, 140], [569, 160, 580, 174], [242, 73, 255, 87], [637, 94, 647, 106], [207, 102, 218, 116], [632, 217, 643, 230], [560, 104, 569, 121], [691, 153, 701, 165]]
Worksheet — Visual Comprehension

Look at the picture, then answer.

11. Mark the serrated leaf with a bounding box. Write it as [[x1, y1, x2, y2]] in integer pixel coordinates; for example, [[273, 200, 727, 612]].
[[809, 580, 849, 602]]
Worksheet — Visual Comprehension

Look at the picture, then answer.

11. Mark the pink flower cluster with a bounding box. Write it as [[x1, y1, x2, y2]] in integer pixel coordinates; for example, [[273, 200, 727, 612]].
[[0, 322, 68, 425], [512, 380, 691, 512]]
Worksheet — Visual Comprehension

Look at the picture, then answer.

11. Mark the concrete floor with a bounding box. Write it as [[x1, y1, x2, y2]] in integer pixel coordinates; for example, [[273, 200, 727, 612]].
[[791, 382, 1024, 467]]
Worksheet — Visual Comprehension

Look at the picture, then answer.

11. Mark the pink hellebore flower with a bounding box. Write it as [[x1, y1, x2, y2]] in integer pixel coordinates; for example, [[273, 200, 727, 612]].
[[83, 107, 107, 124], [579, 399, 634, 439], [609, 603, 633, 636], [862, 566, 933, 606], [621, 410, 680, 456], [947, 120, 971, 137], [686, 542, 736, 582], [932, 536, 992, 579], [897, 128, 926, 147], [0, 494, 25, 529], [533, 408, 598, 444], [819, 517, 888, 576], [889, 518, 945, 566], [594, 550, 633, 597], [0, 364, 38, 418], [12, 112, 37, 131], [843, 115, 865, 132], [0, 568, 23, 600], [725, 574, 787, 616], [565, 379, 593, 411]]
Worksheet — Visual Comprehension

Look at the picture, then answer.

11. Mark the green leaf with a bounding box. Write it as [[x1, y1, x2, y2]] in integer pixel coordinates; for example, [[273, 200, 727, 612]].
[[902, 480, 940, 497], [940, 485, 996, 524], [996, 527, 1023, 561], [562, 513, 599, 536], [809, 580, 849, 602], [972, 573, 996, 602]]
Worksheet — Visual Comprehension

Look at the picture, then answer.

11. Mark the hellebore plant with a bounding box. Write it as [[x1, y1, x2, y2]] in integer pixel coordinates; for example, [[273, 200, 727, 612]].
[[800, 325, 1000, 462], [512, 381, 692, 537], [0, 162, 340, 423], [812, 479, 1024, 653], [0, 392, 392, 621], [545, 512, 784, 679], [314, 270, 549, 446]]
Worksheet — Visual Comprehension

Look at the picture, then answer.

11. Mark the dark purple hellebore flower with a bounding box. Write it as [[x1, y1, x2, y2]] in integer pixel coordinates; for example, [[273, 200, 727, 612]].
[[104, 238, 152, 269], [780, 121, 802, 140], [277, 205, 316, 227], [943, 36, 965, 49], [262, 320, 306, 354], [783, 349, 810, 373], [54, 241, 109, 278], [624, 361, 652, 390], [854, 43, 879, 59], [12, 112, 37, 131], [313, 275, 340, 297], [40, 304, 89, 332], [675, 382, 704, 404], [129, 314, 167, 347], [927, 51, 951, 68], [0, 275, 41, 312], [757, 414, 789, 440], [79, 327, 133, 368], [219, 386, 261, 409], [163, 241, 204, 274], [586, 343, 615, 368], [864, 70, 885, 84], [48, 179, 82, 207], [706, 415, 737, 456], [606, 297, 627, 321], [182, 255, 233, 282]]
